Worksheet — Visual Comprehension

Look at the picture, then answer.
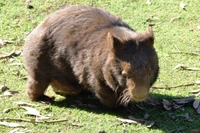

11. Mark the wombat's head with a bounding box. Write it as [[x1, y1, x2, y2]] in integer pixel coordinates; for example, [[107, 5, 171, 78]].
[[108, 28, 159, 105]]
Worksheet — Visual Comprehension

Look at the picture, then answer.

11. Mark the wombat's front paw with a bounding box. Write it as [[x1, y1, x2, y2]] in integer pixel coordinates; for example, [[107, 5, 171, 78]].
[[29, 94, 55, 104]]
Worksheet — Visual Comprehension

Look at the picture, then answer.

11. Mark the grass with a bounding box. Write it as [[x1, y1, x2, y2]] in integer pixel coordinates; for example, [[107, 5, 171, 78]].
[[0, 0, 200, 132]]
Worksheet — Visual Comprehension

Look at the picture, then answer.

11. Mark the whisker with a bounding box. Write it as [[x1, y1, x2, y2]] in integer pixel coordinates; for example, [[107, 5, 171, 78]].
[[117, 89, 131, 106]]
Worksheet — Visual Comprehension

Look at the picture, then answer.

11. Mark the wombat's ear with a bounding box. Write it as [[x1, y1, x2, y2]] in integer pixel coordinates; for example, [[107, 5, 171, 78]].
[[138, 27, 154, 47], [107, 32, 125, 53]]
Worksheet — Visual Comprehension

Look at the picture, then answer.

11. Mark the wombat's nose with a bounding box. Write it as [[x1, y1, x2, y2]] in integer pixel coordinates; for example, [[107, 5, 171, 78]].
[[132, 89, 148, 102]]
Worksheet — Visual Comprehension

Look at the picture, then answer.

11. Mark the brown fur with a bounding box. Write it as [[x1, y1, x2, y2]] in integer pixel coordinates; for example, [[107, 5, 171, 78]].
[[23, 5, 159, 108]]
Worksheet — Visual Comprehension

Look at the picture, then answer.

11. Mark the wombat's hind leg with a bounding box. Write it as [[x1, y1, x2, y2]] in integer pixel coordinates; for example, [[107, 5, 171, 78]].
[[27, 76, 55, 102]]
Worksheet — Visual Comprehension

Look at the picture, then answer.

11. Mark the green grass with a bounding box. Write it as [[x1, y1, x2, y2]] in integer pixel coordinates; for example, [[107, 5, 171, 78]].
[[0, 0, 200, 132]]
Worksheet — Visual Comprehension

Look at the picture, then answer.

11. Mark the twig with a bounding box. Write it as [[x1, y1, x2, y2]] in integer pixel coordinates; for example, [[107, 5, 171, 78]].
[[0, 49, 20, 60], [152, 81, 200, 89], [0, 118, 82, 127], [170, 52, 200, 56], [173, 64, 200, 71]]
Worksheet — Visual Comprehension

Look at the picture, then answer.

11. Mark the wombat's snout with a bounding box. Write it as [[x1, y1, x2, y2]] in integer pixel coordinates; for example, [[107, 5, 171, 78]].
[[131, 86, 149, 102]]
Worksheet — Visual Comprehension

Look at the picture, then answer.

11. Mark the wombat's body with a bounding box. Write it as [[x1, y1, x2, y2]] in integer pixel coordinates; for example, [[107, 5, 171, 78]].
[[23, 5, 159, 108]]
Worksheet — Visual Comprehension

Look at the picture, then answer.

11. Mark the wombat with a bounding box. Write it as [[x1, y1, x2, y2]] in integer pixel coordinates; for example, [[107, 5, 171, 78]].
[[23, 5, 159, 108]]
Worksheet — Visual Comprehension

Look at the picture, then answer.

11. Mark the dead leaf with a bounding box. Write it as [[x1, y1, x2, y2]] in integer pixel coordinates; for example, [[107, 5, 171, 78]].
[[193, 99, 200, 109], [0, 85, 8, 93], [144, 113, 149, 119], [128, 115, 146, 124], [0, 39, 5, 46], [36, 114, 53, 120], [3, 90, 19, 96], [21, 106, 41, 117], [173, 103, 184, 109], [185, 113, 193, 122], [170, 16, 180, 22], [180, 2, 186, 9], [145, 121, 155, 128], [144, 97, 161, 106], [8, 128, 31, 133], [146, 0, 151, 5], [190, 89, 200, 93], [172, 95, 195, 104], [168, 113, 175, 119], [162, 99, 172, 110], [15, 101, 39, 107], [0, 122, 25, 128], [116, 118, 138, 124], [3, 108, 13, 113], [169, 127, 184, 133], [26, 0, 34, 9], [197, 106, 200, 114], [0, 39, 14, 46]]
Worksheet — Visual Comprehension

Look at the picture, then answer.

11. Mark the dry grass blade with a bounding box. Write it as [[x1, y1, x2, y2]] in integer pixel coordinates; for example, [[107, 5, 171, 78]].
[[0, 121, 25, 128]]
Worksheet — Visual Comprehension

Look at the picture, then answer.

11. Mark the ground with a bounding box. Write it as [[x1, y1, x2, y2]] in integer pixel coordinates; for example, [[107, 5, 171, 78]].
[[0, 0, 199, 133]]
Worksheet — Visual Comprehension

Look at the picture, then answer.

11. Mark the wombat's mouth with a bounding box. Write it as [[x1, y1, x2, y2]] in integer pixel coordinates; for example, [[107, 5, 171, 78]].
[[132, 95, 147, 102]]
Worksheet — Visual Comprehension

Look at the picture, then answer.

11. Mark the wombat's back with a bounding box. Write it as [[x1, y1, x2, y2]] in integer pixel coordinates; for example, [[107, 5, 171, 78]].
[[23, 5, 133, 80]]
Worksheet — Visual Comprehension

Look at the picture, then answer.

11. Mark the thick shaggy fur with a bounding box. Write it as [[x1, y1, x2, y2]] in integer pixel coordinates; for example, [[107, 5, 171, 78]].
[[23, 5, 159, 108]]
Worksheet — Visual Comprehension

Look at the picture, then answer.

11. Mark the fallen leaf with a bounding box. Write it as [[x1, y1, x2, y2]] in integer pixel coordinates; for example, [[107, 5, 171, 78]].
[[144, 113, 149, 119], [197, 106, 200, 114], [146, 0, 151, 5], [8, 128, 31, 133], [15, 101, 39, 107], [26, 0, 34, 9], [173, 103, 184, 109], [3, 90, 19, 96], [0, 85, 8, 93], [116, 118, 138, 124], [36, 114, 53, 120], [144, 97, 161, 106], [98, 130, 106, 133], [172, 96, 195, 104], [0, 39, 5, 46], [190, 89, 200, 93], [170, 16, 180, 22], [3, 108, 13, 113], [21, 106, 41, 117], [145, 121, 155, 128], [168, 113, 175, 119], [170, 127, 184, 133], [162, 99, 172, 110], [128, 115, 145, 124], [185, 113, 193, 122], [193, 99, 200, 109], [0, 122, 25, 128], [180, 2, 186, 9]]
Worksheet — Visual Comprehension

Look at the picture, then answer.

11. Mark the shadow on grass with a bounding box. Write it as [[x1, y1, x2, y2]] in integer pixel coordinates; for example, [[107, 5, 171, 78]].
[[50, 93, 200, 133]]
